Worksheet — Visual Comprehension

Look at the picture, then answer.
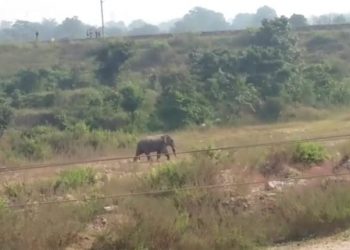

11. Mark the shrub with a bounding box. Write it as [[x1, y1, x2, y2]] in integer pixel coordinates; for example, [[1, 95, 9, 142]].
[[259, 149, 291, 177], [0, 203, 100, 250], [0, 198, 8, 213], [54, 168, 96, 192], [145, 154, 227, 191], [13, 137, 52, 160], [3, 182, 28, 199], [293, 142, 329, 165], [274, 182, 350, 241], [306, 35, 343, 53], [147, 163, 187, 189], [19, 92, 56, 108], [94, 41, 133, 86], [259, 97, 284, 121]]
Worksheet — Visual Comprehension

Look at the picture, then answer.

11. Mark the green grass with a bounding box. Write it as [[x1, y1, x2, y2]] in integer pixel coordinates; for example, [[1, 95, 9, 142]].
[[294, 142, 329, 165], [54, 167, 97, 192]]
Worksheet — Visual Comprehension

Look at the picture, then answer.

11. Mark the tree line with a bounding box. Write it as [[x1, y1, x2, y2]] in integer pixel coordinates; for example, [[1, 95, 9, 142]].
[[0, 6, 349, 42]]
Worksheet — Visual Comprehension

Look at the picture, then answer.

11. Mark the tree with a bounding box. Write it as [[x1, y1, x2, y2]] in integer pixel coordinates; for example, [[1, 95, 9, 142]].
[[302, 63, 338, 104], [239, 47, 296, 97], [333, 15, 347, 24], [158, 19, 180, 32], [240, 17, 299, 98], [289, 14, 308, 29], [55, 16, 88, 39], [189, 48, 239, 81], [120, 85, 144, 122], [105, 21, 126, 37], [128, 20, 148, 30], [253, 6, 278, 26], [313, 15, 332, 25], [205, 71, 260, 119], [94, 42, 133, 87], [10, 20, 41, 41], [172, 7, 230, 33], [0, 21, 12, 29], [128, 24, 160, 36], [13, 70, 43, 93], [252, 16, 297, 59], [156, 70, 211, 129], [231, 13, 255, 29], [0, 101, 13, 137]]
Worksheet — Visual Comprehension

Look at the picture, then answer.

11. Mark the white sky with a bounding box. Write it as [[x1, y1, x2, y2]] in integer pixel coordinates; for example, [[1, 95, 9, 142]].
[[0, 0, 348, 25]]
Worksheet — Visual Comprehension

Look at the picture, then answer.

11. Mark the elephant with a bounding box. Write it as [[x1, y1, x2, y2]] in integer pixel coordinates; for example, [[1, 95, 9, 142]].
[[133, 135, 176, 162]]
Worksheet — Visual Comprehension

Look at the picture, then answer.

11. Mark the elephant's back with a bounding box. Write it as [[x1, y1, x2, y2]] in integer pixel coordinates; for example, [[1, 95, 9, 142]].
[[139, 135, 162, 142]]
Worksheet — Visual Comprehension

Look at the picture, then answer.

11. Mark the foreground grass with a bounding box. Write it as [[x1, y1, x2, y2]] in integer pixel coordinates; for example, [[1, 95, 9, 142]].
[[91, 157, 350, 250], [1, 146, 350, 249]]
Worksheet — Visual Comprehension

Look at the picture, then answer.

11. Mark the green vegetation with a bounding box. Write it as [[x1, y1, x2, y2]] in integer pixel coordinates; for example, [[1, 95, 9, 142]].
[[54, 167, 96, 191], [90, 154, 350, 250], [1, 142, 350, 249], [0, 16, 349, 165], [294, 142, 329, 165]]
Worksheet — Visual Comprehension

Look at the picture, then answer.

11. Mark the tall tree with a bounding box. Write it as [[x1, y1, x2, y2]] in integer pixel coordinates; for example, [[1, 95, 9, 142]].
[[253, 6, 278, 26], [332, 15, 347, 24], [231, 13, 255, 29], [55, 16, 88, 39], [120, 85, 144, 122], [289, 14, 308, 29], [128, 24, 160, 36], [94, 42, 133, 87], [156, 69, 212, 129], [172, 7, 230, 33]]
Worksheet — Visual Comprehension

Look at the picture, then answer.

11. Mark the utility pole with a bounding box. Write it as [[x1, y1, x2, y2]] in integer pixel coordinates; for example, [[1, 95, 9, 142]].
[[100, 0, 105, 38]]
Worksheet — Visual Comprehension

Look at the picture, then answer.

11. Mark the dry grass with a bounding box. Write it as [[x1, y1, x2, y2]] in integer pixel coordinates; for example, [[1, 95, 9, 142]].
[[0, 115, 350, 248]]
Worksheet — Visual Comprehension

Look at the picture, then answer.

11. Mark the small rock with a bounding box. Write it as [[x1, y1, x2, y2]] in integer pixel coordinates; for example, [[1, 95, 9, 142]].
[[65, 194, 75, 200], [104, 205, 119, 212], [265, 181, 288, 191]]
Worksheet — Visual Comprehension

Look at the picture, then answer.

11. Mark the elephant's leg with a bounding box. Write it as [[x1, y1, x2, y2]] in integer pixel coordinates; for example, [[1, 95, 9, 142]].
[[146, 153, 152, 161], [162, 148, 170, 160]]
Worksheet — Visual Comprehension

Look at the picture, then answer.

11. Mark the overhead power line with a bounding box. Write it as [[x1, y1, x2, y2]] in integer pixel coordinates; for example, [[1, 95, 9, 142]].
[[1, 133, 350, 174]]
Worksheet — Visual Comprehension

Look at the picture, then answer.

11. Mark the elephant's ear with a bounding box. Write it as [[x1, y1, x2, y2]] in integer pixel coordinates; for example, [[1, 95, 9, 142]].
[[161, 135, 166, 143]]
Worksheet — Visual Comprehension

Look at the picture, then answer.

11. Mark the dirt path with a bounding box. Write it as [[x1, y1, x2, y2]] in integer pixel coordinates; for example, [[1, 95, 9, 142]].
[[268, 230, 350, 250], [0, 158, 170, 187]]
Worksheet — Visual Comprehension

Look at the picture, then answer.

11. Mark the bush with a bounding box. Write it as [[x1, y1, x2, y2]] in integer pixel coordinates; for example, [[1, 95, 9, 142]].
[[0, 203, 100, 250], [259, 149, 291, 177], [306, 35, 343, 53], [259, 97, 284, 121], [0, 198, 8, 213], [54, 168, 96, 192], [13, 137, 52, 160], [293, 142, 329, 165], [147, 163, 187, 189], [19, 92, 56, 108], [274, 182, 350, 241]]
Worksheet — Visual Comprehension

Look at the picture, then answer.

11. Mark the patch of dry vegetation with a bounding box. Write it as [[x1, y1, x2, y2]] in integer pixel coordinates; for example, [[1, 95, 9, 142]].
[[0, 127, 350, 249]]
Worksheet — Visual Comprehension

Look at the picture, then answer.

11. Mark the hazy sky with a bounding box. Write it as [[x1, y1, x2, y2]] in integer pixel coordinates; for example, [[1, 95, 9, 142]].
[[0, 0, 348, 25]]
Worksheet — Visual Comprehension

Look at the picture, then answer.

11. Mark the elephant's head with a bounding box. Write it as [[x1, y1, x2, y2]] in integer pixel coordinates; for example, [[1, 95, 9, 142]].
[[161, 135, 176, 156]]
